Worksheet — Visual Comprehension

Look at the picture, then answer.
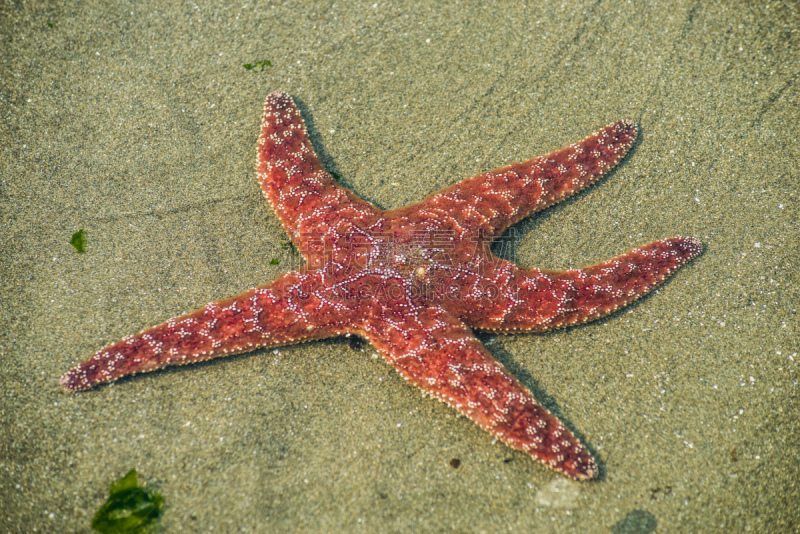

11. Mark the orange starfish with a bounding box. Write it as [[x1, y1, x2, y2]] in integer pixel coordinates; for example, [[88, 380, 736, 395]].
[[62, 92, 701, 479]]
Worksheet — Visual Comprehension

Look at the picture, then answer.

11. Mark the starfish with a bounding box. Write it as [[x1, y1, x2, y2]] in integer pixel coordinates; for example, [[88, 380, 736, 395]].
[[62, 91, 701, 480]]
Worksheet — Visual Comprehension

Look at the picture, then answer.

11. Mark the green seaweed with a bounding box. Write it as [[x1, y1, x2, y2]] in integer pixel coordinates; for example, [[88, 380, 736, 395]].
[[70, 229, 86, 253], [91, 469, 164, 534], [280, 240, 298, 255], [243, 60, 272, 72], [329, 171, 342, 182], [270, 258, 280, 265]]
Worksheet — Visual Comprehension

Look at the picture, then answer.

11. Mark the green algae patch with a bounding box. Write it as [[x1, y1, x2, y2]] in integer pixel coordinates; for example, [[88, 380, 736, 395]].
[[243, 60, 272, 72], [92, 469, 164, 534], [281, 240, 298, 255], [70, 229, 86, 253]]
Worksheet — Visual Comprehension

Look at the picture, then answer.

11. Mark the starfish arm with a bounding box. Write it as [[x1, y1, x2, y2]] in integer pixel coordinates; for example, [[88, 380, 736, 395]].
[[257, 92, 381, 257], [459, 237, 702, 332], [61, 270, 348, 391], [359, 304, 598, 479], [416, 121, 638, 239]]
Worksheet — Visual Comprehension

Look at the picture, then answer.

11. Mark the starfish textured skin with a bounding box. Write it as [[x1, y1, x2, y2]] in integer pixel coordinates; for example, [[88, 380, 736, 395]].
[[62, 92, 701, 480]]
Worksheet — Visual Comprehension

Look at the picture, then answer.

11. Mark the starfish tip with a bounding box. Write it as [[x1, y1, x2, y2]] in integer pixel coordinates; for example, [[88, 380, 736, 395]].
[[560, 452, 599, 480], [672, 236, 704, 259], [60, 369, 81, 392]]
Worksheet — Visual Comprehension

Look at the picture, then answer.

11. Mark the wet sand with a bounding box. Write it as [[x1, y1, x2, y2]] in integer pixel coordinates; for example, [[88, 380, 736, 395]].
[[2, 1, 798, 532]]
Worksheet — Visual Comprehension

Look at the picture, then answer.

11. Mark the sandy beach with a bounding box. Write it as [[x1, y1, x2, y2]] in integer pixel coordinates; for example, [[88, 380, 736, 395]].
[[2, 1, 798, 532]]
